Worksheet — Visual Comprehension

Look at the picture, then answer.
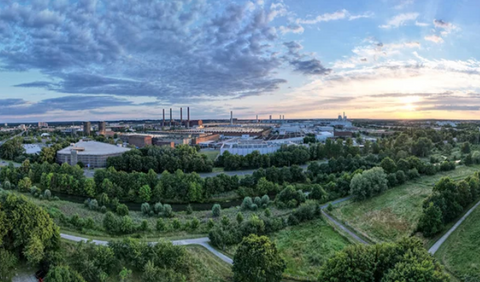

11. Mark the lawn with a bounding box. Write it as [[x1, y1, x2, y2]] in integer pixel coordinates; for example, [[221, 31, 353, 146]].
[[271, 218, 351, 280], [434, 204, 480, 281], [201, 150, 220, 161], [186, 245, 233, 282], [330, 165, 480, 244]]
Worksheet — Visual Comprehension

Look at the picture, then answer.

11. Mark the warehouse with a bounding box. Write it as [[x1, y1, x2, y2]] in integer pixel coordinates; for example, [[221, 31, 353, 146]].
[[56, 141, 130, 168]]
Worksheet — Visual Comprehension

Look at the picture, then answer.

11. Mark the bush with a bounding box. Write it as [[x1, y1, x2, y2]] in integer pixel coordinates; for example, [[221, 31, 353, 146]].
[[254, 197, 262, 208], [156, 218, 166, 231], [327, 203, 333, 212], [250, 203, 258, 211], [116, 204, 129, 216], [154, 202, 164, 214], [276, 186, 306, 208], [288, 214, 299, 226], [190, 217, 200, 230], [424, 164, 437, 175], [44, 189, 52, 199], [264, 208, 271, 217], [2, 180, 12, 190], [396, 170, 406, 184], [186, 204, 193, 215], [212, 204, 221, 217], [236, 212, 244, 224], [241, 197, 253, 210], [140, 220, 149, 231], [260, 195, 270, 208], [292, 203, 318, 222], [163, 204, 173, 218], [407, 168, 420, 180], [207, 219, 215, 229], [89, 199, 99, 210], [387, 173, 397, 188], [100, 206, 107, 213], [172, 219, 181, 230], [141, 203, 151, 215]]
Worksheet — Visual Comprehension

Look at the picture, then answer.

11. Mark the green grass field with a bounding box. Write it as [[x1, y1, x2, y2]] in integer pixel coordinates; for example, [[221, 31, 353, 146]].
[[271, 218, 351, 280], [434, 204, 480, 281], [330, 165, 480, 244], [201, 150, 220, 161], [187, 246, 233, 282]]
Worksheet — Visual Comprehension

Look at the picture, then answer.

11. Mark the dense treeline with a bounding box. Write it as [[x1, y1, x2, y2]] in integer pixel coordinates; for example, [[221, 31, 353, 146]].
[[318, 237, 449, 282], [107, 145, 214, 173], [418, 173, 480, 237]]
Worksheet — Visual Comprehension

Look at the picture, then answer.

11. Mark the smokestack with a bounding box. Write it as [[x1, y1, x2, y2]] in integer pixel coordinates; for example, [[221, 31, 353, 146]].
[[230, 111, 233, 126], [269, 115, 272, 120], [170, 108, 172, 127], [279, 115, 281, 120], [283, 115, 285, 120], [256, 115, 258, 123], [180, 108, 183, 126], [162, 109, 165, 128], [187, 107, 190, 128]]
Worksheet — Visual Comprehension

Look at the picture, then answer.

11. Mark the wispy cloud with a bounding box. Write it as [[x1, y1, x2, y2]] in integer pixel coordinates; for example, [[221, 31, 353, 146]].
[[425, 34, 443, 43], [297, 9, 373, 25], [379, 13, 419, 28]]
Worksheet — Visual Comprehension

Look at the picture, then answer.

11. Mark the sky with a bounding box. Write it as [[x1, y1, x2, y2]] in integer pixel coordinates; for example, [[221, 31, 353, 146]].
[[0, 0, 480, 123]]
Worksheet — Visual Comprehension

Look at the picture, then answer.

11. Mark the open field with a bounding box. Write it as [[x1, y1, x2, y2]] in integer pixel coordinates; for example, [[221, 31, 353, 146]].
[[271, 218, 351, 280], [330, 165, 480, 244], [187, 245, 233, 282], [434, 204, 480, 281]]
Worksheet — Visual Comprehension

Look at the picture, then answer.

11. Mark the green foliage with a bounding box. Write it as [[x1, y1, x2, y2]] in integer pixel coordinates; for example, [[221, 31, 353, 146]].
[[241, 197, 253, 210], [275, 186, 306, 208], [236, 212, 244, 224], [141, 202, 151, 215], [186, 204, 193, 214], [350, 167, 388, 201], [264, 208, 271, 217], [418, 202, 444, 237], [0, 249, 17, 281], [212, 204, 221, 217], [172, 219, 181, 230], [116, 204, 129, 216], [45, 266, 86, 282], [17, 177, 32, 192], [233, 234, 286, 282], [163, 204, 173, 218], [154, 202, 164, 214], [381, 157, 397, 174], [156, 218, 166, 231], [139, 185, 152, 202], [318, 237, 449, 282]]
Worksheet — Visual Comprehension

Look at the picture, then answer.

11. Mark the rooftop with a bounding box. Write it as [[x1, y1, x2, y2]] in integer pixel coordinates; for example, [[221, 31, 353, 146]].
[[57, 141, 130, 155]]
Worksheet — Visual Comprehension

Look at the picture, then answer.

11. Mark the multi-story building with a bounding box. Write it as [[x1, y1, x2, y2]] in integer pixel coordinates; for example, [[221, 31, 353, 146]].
[[57, 141, 130, 168]]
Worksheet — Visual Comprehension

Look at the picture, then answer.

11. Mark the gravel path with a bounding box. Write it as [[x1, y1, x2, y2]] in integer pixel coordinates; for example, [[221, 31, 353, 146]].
[[428, 200, 480, 255]]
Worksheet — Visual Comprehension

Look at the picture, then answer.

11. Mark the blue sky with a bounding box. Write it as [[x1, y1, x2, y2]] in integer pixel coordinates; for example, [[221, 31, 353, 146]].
[[1, 0, 479, 122]]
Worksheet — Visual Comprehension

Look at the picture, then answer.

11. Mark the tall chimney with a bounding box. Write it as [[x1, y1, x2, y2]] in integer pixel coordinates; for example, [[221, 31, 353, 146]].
[[279, 115, 281, 120], [230, 111, 233, 126], [187, 107, 190, 128], [162, 109, 165, 128], [180, 108, 183, 126], [269, 115, 272, 120], [256, 115, 258, 123], [170, 108, 172, 127]]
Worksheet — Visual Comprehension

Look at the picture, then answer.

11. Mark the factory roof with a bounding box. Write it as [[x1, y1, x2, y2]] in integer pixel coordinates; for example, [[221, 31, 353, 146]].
[[57, 141, 130, 156]]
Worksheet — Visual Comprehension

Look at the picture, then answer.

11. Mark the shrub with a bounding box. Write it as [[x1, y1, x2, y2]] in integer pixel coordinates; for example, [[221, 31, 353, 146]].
[[191, 217, 200, 230], [116, 204, 129, 216], [186, 204, 193, 215], [163, 204, 173, 218], [2, 180, 12, 190], [236, 212, 244, 224], [424, 164, 437, 175], [156, 218, 166, 231], [172, 219, 181, 230], [241, 197, 253, 210], [327, 203, 333, 212], [387, 173, 397, 188], [276, 186, 305, 208], [140, 220, 149, 231], [44, 189, 52, 199], [254, 197, 262, 208], [100, 206, 107, 213], [250, 203, 258, 211], [293, 203, 318, 222], [141, 203, 151, 215], [396, 170, 406, 184], [207, 219, 215, 229], [212, 204, 221, 217], [154, 202, 164, 214], [89, 199, 99, 211], [264, 208, 271, 217], [407, 168, 420, 180], [288, 214, 299, 226], [261, 195, 270, 208]]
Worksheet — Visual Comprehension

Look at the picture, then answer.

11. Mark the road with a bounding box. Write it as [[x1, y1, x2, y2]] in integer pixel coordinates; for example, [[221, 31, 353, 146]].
[[428, 199, 480, 255]]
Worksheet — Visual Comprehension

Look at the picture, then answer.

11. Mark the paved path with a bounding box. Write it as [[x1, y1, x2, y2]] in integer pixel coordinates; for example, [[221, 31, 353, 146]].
[[320, 196, 369, 245], [60, 233, 233, 264], [428, 200, 480, 255]]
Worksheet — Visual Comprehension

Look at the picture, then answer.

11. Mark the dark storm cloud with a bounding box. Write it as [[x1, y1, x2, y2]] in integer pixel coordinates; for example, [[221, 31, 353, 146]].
[[0, 95, 133, 115], [0, 0, 325, 103]]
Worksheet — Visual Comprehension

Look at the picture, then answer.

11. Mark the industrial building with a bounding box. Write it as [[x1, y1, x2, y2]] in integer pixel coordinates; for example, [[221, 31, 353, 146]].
[[220, 139, 281, 156], [56, 141, 130, 168]]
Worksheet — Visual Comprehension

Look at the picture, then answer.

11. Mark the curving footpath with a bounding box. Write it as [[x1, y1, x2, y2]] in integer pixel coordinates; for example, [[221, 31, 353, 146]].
[[428, 199, 480, 255], [60, 233, 233, 264], [59, 195, 360, 266]]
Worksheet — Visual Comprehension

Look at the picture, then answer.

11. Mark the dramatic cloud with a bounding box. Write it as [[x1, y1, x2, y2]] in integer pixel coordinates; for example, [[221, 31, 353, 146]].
[[1, 0, 322, 102], [379, 13, 419, 28]]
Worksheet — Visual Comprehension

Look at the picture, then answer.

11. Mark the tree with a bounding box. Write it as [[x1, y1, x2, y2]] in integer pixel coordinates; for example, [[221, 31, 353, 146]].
[[350, 167, 388, 201], [0, 249, 17, 281], [233, 235, 286, 282], [139, 185, 152, 202], [461, 142, 471, 154], [119, 267, 132, 282], [412, 137, 434, 157], [116, 204, 129, 216], [381, 157, 397, 174], [17, 177, 32, 192], [45, 265, 87, 282], [212, 204, 221, 217], [418, 202, 444, 237]]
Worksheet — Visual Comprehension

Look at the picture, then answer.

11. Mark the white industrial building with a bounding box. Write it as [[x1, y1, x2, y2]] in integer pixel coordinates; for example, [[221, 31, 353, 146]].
[[220, 139, 281, 156], [57, 141, 130, 168]]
